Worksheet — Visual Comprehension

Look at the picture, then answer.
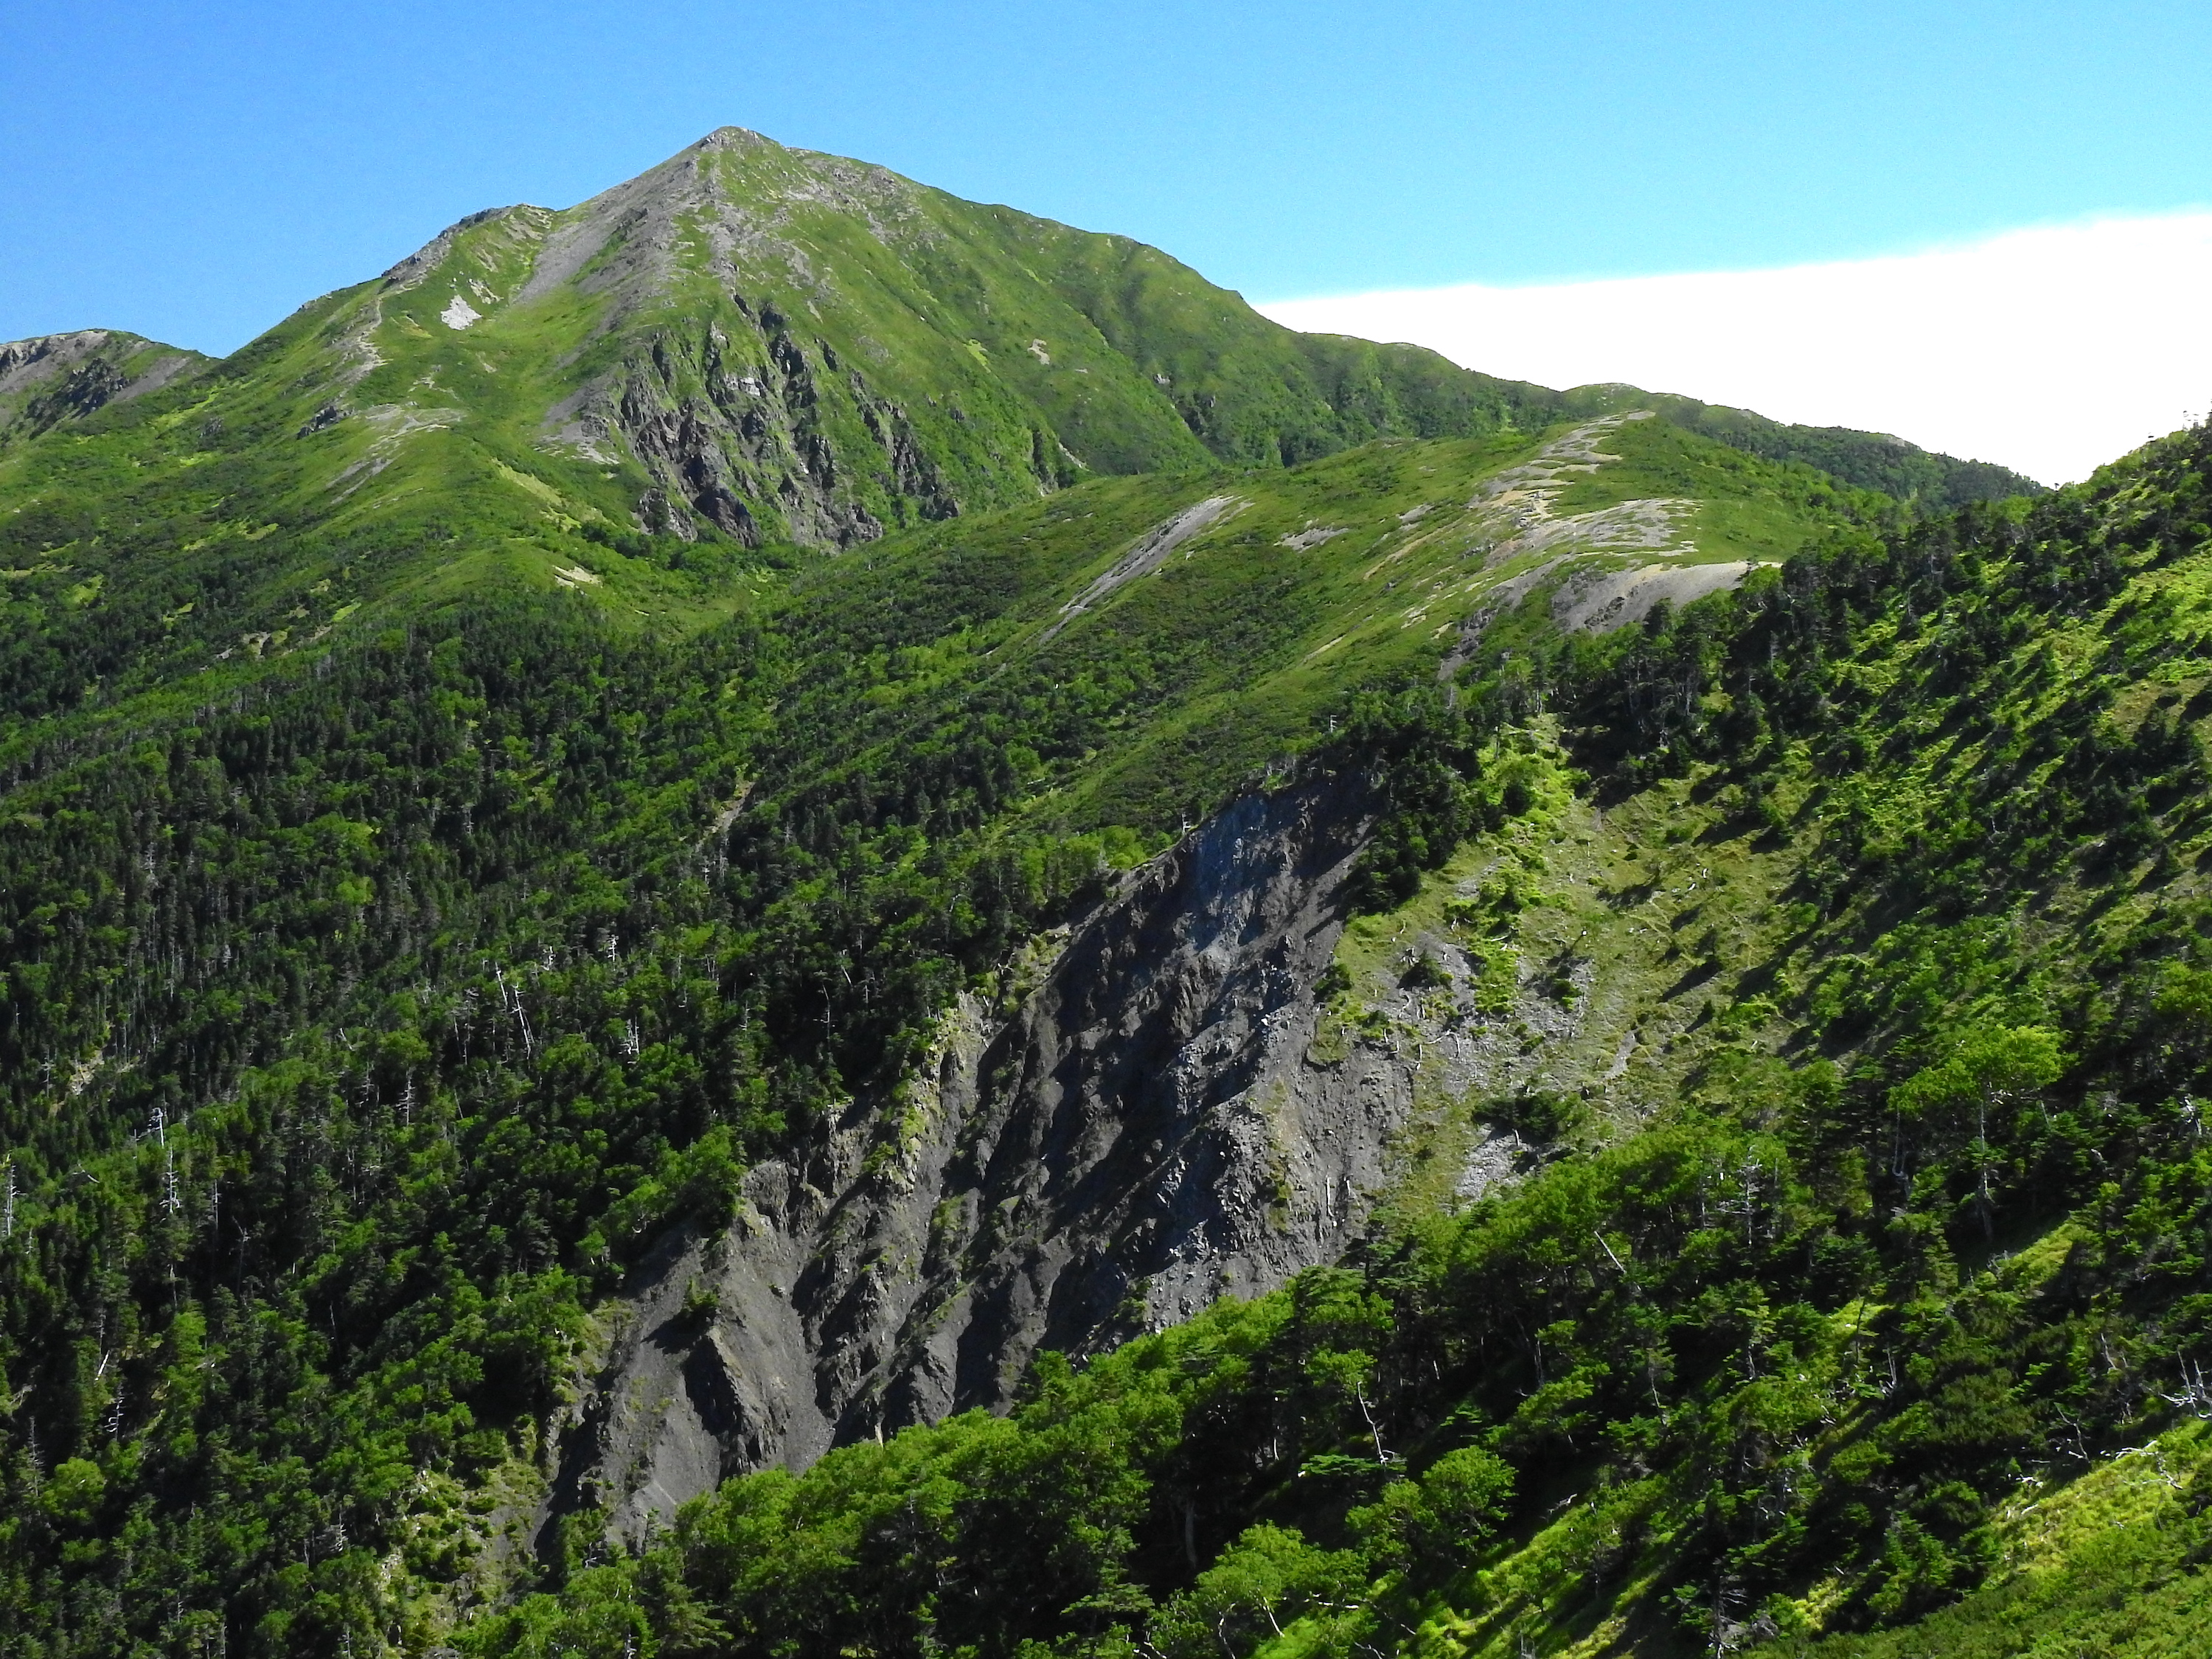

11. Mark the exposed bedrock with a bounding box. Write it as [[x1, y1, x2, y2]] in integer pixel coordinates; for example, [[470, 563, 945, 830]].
[[585, 311, 964, 549], [545, 771, 1436, 1545], [0, 330, 204, 442]]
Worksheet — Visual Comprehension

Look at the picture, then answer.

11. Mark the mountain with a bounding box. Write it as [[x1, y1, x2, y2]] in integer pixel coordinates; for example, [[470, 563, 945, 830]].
[[0, 329, 207, 445], [268, 124, 2035, 550], [0, 128, 2183, 1659], [175, 125, 1571, 557], [1565, 385, 2048, 505]]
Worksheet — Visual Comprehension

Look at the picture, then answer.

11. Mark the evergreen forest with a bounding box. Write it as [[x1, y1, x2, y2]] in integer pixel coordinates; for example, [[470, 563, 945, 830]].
[[0, 129, 2203, 1659]]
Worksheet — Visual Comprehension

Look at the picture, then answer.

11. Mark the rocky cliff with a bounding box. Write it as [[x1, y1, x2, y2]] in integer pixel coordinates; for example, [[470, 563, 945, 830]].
[[541, 711, 1766, 1546], [0, 329, 206, 445], [546, 772, 1412, 1540]]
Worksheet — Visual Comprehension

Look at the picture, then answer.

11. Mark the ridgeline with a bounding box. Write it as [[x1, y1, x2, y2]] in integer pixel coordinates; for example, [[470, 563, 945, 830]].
[[13, 131, 2205, 1659]]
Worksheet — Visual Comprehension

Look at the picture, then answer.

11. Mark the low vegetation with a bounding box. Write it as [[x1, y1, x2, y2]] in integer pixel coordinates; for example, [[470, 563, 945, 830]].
[[0, 131, 2167, 1658], [449, 422, 2212, 1658]]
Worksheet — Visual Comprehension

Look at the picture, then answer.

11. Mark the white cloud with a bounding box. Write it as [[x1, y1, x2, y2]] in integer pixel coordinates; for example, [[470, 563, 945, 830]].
[[1256, 214, 2212, 486]]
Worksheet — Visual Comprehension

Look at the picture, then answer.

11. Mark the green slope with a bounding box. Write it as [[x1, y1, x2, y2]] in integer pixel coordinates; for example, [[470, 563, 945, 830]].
[[0, 127, 2148, 1658], [1624, 391, 2047, 505], [448, 414, 2212, 1659], [0, 128, 1565, 573], [1551, 383, 2046, 504], [766, 408, 1875, 839]]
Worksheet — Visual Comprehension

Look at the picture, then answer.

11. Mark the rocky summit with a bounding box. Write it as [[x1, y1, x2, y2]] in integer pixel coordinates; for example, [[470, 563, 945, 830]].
[[10, 131, 2211, 1659]]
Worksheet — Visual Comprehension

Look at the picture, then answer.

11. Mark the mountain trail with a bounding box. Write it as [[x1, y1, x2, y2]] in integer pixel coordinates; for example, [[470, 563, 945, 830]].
[[1437, 414, 1756, 677]]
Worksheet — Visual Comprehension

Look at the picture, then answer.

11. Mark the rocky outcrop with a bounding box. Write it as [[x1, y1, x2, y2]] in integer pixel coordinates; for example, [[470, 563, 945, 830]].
[[0, 330, 205, 442], [545, 771, 1453, 1544], [594, 307, 959, 548], [497, 128, 1028, 548], [1550, 560, 1764, 633], [1436, 415, 1770, 679]]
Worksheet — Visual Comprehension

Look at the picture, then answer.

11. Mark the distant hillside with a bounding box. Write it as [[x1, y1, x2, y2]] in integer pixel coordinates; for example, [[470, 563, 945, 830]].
[[0, 126, 2180, 1659], [1554, 382, 2045, 504], [0, 130, 2023, 578], [0, 329, 206, 446], [1642, 391, 2044, 504]]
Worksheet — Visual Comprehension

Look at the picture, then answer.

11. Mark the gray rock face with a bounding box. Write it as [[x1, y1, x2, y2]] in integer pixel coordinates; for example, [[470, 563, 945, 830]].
[[546, 771, 1438, 1544], [1549, 559, 1763, 633], [0, 330, 206, 442], [604, 308, 959, 549]]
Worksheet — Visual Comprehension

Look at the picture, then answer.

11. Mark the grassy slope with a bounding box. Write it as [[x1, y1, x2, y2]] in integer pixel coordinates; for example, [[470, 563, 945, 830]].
[[0, 128, 1564, 706], [1260, 424, 2212, 1658], [0, 315, 1869, 824], [0, 129, 2028, 661], [758, 409, 1875, 841], [1564, 387, 2048, 507], [1794, 1413, 2212, 1659]]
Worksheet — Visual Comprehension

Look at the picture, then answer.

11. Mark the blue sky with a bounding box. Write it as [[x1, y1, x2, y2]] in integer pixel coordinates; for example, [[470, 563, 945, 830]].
[[4, 1, 2211, 470]]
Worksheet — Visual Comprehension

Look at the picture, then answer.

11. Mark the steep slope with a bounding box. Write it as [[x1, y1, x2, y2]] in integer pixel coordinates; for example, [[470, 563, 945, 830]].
[[476, 415, 2212, 1659], [0, 126, 1589, 740], [0, 330, 207, 446], [0, 129, 2111, 1659], [0, 128, 2029, 675], [173, 126, 1568, 561], [0, 383, 1877, 1648]]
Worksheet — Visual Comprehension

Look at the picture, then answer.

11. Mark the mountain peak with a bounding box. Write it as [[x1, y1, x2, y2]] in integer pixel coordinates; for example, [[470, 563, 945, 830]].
[[0, 327, 207, 444], [695, 123, 780, 153]]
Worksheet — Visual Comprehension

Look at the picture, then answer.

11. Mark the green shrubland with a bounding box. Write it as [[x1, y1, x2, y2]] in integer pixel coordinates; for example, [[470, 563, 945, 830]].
[[0, 131, 2166, 1658], [435, 423, 2212, 1658]]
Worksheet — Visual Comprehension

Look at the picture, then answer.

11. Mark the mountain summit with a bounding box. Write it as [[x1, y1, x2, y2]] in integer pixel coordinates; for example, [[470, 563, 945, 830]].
[[7, 128, 2176, 1659], [293, 125, 1561, 550]]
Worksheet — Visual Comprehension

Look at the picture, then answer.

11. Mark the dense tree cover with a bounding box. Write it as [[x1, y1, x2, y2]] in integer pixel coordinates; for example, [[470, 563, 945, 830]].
[[0, 399, 2197, 1656], [383, 424, 2212, 1655], [0, 131, 2065, 1658], [0, 582, 1178, 1652]]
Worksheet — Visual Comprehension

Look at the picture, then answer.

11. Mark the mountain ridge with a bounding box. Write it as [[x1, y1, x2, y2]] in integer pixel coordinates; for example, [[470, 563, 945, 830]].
[[3, 125, 2035, 566], [0, 328, 209, 446], [0, 126, 2183, 1659]]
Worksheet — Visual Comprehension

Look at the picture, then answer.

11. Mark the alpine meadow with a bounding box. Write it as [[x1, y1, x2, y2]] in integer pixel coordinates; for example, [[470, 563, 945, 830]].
[[12, 127, 2212, 1659]]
